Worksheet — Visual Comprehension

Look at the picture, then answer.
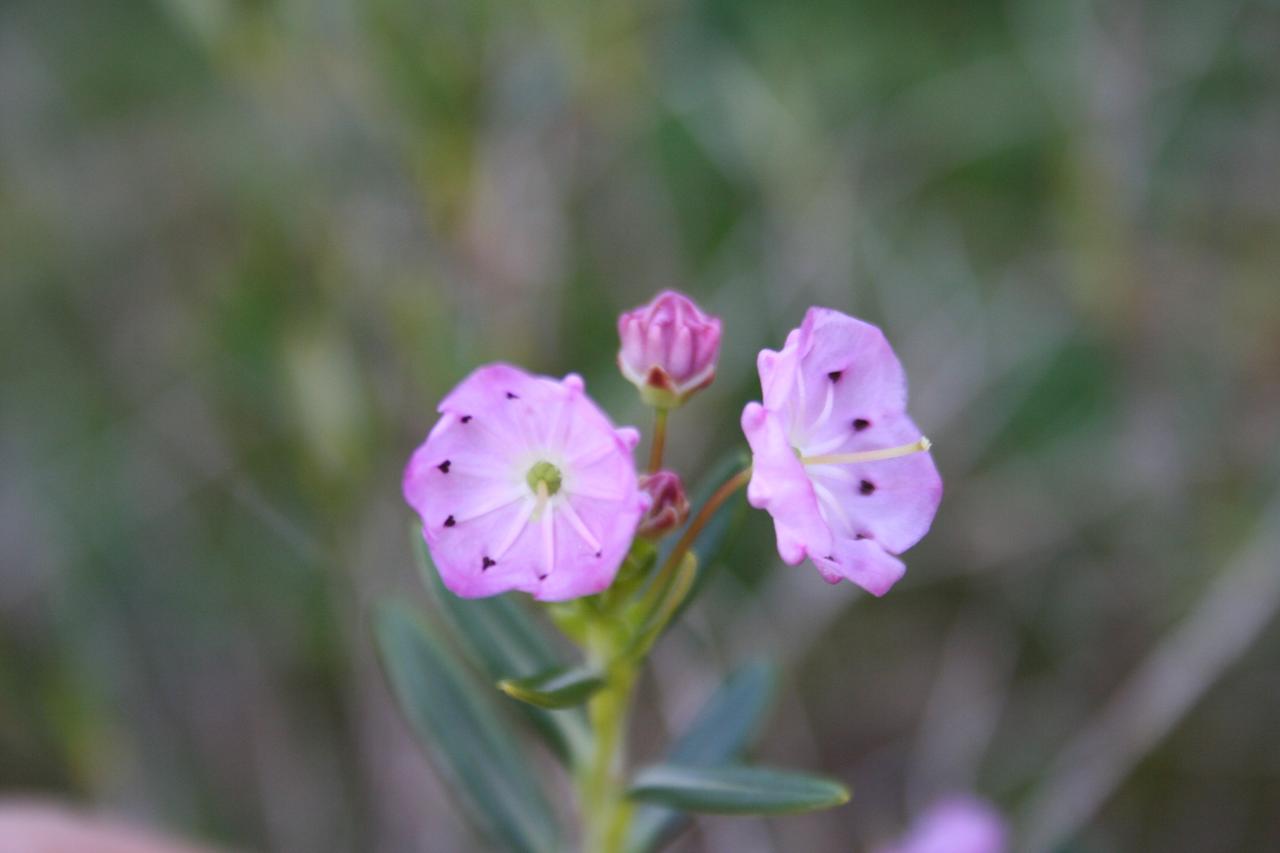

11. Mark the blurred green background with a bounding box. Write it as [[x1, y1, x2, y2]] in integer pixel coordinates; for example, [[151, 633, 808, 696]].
[[2, 0, 1279, 850]]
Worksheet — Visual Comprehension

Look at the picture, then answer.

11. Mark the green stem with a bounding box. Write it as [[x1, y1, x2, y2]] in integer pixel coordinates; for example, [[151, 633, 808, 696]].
[[647, 408, 669, 473], [574, 465, 753, 852], [579, 626, 637, 853]]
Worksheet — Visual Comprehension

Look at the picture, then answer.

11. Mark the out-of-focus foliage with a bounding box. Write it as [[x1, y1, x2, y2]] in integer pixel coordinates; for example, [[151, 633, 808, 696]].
[[2, 0, 1278, 850]]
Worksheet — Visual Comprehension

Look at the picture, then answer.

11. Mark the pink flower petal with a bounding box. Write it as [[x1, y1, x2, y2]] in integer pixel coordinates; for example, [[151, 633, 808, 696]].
[[761, 308, 907, 446], [404, 364, 644, 601], [741, 308, 941, 595], [812, 539, 905, 597], [806, 415, 942, 554], [741, 403, 832, 565]]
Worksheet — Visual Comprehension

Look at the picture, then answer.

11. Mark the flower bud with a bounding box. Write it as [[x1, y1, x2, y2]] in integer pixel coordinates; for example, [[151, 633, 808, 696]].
[[636, 471, 690, 539], [618, 290, 722, 409]]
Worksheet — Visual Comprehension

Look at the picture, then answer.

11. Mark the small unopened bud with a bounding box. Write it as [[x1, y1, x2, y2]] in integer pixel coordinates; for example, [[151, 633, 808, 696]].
[[636, 471, 690, 539], [618, 290, 722, 409]]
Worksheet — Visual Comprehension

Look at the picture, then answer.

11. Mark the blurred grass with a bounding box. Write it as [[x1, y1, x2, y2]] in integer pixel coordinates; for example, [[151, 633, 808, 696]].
[[2, 0, 1279, 851]]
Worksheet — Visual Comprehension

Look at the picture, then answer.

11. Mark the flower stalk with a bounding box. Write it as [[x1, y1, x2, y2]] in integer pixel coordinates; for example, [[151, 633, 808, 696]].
[[648, 408, 668, 473], [639, 466, 751, 618], [571, 465, 750, 852], [577, 615, 639, 853]]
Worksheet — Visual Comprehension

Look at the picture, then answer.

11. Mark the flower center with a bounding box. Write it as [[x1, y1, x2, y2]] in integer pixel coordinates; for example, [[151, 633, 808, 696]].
[[526, 460, 563, 496]]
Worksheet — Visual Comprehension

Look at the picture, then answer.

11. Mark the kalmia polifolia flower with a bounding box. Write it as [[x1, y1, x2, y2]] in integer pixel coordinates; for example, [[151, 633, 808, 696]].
[[740, 307, 942, 596], [618, 290, 722, 408], [874, 796, 1007, 853], [403, 364, 648, 601], [636, 471, 690, 538]]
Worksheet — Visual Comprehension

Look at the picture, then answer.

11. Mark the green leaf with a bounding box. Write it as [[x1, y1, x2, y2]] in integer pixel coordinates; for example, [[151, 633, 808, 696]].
[[666, 661, 776, 764], [629, 765, 850, 815], [498, 665, 605, 709], [627, 662, 777, 852], [372, 601, 559, 853], [412, 526, 589, 762]]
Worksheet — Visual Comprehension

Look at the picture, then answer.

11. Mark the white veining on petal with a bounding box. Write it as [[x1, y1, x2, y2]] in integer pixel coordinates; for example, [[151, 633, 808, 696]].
[[540, 394, 570, 453], [489, 497, 537, 562], [557, 498, 602, 554], [801, 429, 855, 458], [466, 416, 529, 463], [790, 359, 808, 439], [452, 488, 526, 524], [563, 483, 622, 501], [565, 441, 616, 468], [810, 479, 854, 538], [810, 378, 837, 435], [804, 463, 862, 486], [540, 501, 556, 578], [510, 400, 545, 455]]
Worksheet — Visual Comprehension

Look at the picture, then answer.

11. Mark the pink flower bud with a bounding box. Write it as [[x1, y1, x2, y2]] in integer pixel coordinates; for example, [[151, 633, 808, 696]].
[[636, 471, 690, 538], [618, 290, 722, 408]]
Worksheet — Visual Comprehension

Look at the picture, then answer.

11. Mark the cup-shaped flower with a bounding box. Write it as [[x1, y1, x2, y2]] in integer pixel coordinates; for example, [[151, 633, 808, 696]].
[[403, 364, 648, 601], [874, 796, 1007, 853], [740, 308, 942, 596], [636, 470, 690, 539], [618, 290, 722, 408]]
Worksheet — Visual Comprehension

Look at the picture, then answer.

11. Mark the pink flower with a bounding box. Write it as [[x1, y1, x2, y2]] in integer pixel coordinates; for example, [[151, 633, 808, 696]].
[[636, 471, 690, 538], [740, 308, 942, 596], [618, 290, 722, 408], [403, 364, 648, 601], [0, 801, 214, 853], [875, 797, 1007, 853]]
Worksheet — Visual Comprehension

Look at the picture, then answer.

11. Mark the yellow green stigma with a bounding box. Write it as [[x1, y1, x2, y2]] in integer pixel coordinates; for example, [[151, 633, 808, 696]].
[[800, 436, 932, 467], [526, 460, 563, 496]]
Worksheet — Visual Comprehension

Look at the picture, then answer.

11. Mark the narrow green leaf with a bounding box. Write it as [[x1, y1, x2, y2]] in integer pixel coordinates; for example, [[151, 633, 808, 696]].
[[666, 661, 776, 764], [498, 665, 605, 709], [412, 526, 589, 762], [627, 551, 698, 660], [372, 601, 559, 853], [629, 764, 850, 815], [627, 662, 777, 852]]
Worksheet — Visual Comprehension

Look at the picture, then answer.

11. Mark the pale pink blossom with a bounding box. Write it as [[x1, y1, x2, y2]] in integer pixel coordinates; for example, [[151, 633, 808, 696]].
[[618, 290, 722, 408], [0, 801, 216, 853], [875, 796, 1007, 853], [404, 364, 647, 601], [741, 308, 942, 596]]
